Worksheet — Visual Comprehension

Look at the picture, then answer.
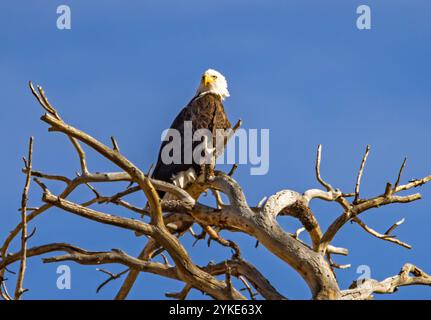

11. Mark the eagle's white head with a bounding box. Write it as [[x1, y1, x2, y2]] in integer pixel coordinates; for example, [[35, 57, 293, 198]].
[[196, 69, 230, 100]]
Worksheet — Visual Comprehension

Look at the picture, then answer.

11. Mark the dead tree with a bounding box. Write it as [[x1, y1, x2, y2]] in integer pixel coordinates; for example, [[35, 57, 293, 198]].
[[1, 82, 430, 300]]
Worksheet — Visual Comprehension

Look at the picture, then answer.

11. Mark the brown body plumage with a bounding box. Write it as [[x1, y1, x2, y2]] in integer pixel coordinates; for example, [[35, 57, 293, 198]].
[[152, 92, 231, 195]]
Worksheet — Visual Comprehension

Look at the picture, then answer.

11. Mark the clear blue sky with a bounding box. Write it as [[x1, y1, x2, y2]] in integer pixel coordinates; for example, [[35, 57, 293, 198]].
[[1, 0, 430, 299]]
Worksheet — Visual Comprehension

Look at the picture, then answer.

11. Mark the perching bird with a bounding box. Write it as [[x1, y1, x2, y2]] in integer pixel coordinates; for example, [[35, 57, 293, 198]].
[[152, 69, 232, 197]]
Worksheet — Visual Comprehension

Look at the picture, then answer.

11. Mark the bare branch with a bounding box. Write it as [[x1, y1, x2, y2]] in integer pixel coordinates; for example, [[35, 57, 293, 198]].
[[293, 227, 305, 240], [212, 190, 224, 209], [0, 277, 12, 300], [354, 145, 371, 203], [111, 136, 120, 153], [24, 169, 71, 184], [202, 225, 241, 258], [224, 263, 234, 298], [393, 157, 407, 191], [239, 276, 257, 300], [114, 247, 150, 300], [14, 137, 33, 300], [228, 163, 238, 177], [315, 144, 333, 191], [96, 268, 129, 293], [303, 188, 341, 204], [342, 263, 431, 300], [384, 218, 405, 236], [318, 147, 430, 255], [257, 196, 267, 208], [45, 193, 155, 236], [69, 137, 89, 175], [204, 258, 286, 300], [29, 82, 57, 117], [394, 174, 431, 193], [352, 217, 411, 249], [30, 82, 89, 174], [166, 284, 192, 300]]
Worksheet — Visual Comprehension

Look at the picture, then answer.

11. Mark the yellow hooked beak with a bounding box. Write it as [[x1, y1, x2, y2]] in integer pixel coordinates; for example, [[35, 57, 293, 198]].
[[202, 74, 214, 86]]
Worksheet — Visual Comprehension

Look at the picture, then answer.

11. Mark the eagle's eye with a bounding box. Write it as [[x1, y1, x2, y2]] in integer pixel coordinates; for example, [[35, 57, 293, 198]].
[[212, 75, 218, 79]]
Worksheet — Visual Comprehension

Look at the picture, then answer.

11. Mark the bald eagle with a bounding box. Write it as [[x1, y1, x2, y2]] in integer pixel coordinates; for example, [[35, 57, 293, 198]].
[[152, 69, 231, 197]]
